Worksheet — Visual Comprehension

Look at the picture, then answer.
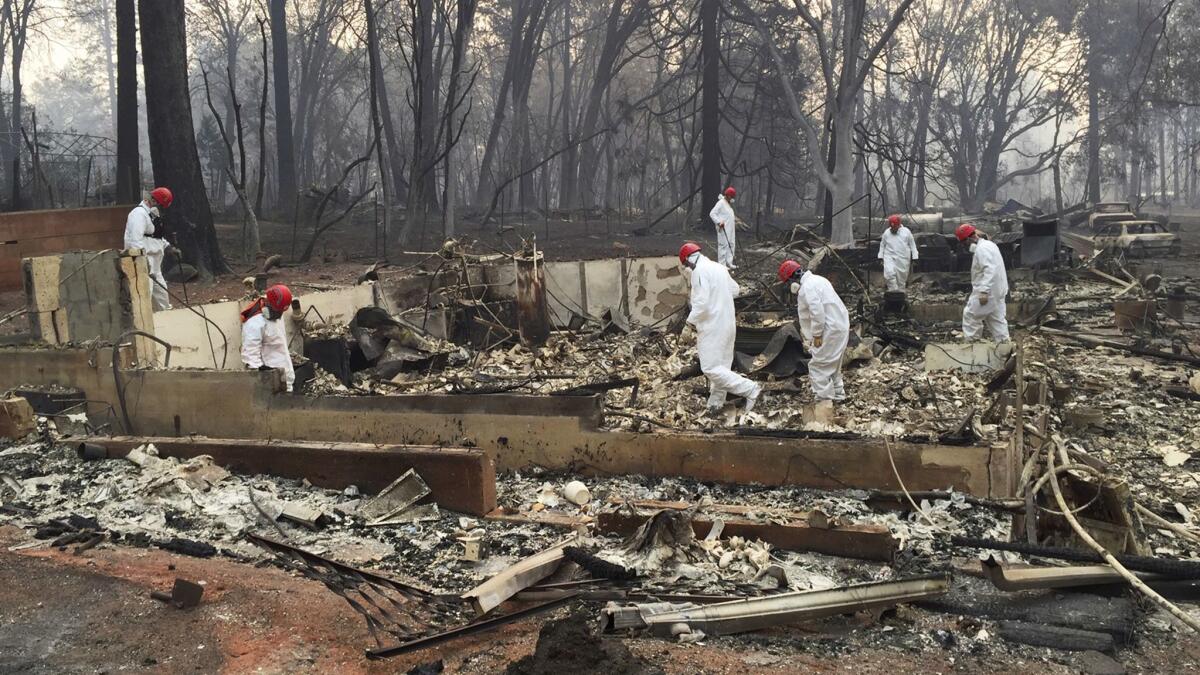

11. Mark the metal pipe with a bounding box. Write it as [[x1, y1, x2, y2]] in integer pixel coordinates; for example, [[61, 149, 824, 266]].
[[606, 575, 950, 637], [111, 330, 173, 435]]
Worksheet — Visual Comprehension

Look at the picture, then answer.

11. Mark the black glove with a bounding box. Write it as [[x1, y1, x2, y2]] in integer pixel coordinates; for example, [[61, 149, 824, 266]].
[[258, 365, 273, 371]]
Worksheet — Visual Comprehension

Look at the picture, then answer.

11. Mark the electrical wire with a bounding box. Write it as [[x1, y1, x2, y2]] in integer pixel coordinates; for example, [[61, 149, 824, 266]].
[[150, 274, 228, 369]]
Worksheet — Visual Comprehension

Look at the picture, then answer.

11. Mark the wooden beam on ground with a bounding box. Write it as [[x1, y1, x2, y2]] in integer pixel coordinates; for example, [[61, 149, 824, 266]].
[[461, 540, 571, 616], [596, 504, 897, 562], [82, 436, 496, 516]]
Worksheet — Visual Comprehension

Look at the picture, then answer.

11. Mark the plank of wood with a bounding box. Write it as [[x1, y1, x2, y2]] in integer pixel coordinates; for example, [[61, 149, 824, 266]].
[[461, 540, 570, 615], [596, 509, 897, 562], [84, 436, 497, 516]]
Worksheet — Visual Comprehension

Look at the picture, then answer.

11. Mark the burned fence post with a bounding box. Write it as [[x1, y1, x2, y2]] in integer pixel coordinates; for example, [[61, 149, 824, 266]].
[[515, 249, 551, 347]]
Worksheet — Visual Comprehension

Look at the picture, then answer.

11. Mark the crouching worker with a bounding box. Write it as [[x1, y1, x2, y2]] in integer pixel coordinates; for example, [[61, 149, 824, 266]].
[[241, 284, 296, 392], [778, 260, 849, 402]]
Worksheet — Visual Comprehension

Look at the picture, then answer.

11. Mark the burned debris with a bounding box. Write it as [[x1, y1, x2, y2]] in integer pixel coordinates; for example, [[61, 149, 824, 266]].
[[1, 198, 1199, 672]]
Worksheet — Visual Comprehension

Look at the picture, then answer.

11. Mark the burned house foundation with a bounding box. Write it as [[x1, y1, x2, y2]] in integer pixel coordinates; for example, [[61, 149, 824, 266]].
[[2, 226, 1198, 671]]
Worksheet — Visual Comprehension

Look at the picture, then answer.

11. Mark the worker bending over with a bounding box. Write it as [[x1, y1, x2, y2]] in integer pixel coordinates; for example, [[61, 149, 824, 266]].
[[242, 284, 297, 392], [709, 187, 739, 268], [124, 187, 175, 311], [956, 223, 1010, 343], [680, 242, 762, 416], [779, 260, 849, 402], [878, 214, 918, 292]]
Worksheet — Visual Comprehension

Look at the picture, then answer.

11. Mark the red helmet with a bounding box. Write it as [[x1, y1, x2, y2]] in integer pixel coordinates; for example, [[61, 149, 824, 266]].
[[265, 284, 293, 313], [724, 187, 737, 199], [778, 259, 803, 283], [887, 214, 902, 226], [955, 223, 977, 241], [679, 242, 702, 265], [150, 187, 173, 209]]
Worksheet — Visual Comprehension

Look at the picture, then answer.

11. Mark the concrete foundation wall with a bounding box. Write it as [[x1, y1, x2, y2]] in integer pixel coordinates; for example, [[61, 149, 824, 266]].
[[152, 284, 377, 369], [0, 347, 1014, 498]]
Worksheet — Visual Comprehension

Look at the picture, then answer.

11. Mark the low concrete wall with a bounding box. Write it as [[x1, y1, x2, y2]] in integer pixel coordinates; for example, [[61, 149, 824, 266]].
[[0, 205, 131, 290], [469, 255, 689, 326], [152, 283, 377, 369], [0, 347, 1014, 498], [908, 298, 1048, 323]]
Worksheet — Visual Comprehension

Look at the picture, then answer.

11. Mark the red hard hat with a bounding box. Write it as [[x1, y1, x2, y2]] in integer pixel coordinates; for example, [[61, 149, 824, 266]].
[[955, 223, 977, 241], [724, 187, 737, 199], [150, 187, 173, 209], [679, 242, 702, 265], [265, 284, 293, 314], [778, 259, 803, 283], [888, 214, 901, 226]]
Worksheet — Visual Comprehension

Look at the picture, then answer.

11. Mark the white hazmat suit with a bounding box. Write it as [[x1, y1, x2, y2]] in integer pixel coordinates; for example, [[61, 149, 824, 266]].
[[709, 195, 737, 268], [124, 202, 171, 311], [962, 238, 1010, 342], [242, 312, 296, 392], [878, 225, 919, 292], [686, 253, 759, 410], [795, 271, 850, 401]]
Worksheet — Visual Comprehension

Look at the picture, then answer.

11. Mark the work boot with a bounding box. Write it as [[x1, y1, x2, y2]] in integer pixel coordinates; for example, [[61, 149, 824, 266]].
[[744, 385, 763, 414]]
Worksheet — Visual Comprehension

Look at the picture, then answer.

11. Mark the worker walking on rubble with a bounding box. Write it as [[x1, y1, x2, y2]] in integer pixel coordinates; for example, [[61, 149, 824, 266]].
[[779, 260, 849, 401], [124, 187, 175, 312], [242, 284, 297, 392], [878, 214, 919, 292], [680, 242, 762, 416], [709, 187, 739, 268], [956, 223, 1010, 343]]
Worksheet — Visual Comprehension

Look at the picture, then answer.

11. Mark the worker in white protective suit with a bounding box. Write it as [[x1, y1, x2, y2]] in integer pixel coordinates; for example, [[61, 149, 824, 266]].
[[955, 223, 1010, 343], [878, 214, 919, 292], [779, 260, 849, 401], [124, 186, 175, 311], [680, 242, 762, 416], [708, 187, 739, 268], [241, 284, 297, 392]]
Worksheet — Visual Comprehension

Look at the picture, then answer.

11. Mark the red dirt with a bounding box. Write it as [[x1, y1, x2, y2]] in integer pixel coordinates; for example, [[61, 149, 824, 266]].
[[3, 525, 1198, 674]]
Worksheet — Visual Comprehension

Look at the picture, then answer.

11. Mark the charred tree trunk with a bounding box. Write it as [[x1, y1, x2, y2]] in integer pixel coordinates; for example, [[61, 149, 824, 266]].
[[115, 0, 140, 204], [556, 0, 575, 208], [269, 0, 298, 213], [1084, 8, 1101, 203], [367, 0, 406, 204], [407, 0, 441, 227], [699, 0, 720, 214], [441, 0, 478, 236], [255, 15, 269, 216], [6, 0, 33, 210], [139, 0, 228, 277], [365, 0, 392, 249]]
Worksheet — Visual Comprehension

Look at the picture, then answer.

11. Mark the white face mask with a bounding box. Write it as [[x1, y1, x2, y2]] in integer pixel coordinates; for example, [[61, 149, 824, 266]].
[[969, 243, 977, 253], [148, 205, 161, 218], [789, 282, 800, 295]]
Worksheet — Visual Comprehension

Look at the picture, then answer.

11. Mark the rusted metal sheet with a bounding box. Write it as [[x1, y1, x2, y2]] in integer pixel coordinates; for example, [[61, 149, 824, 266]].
[[85, 436, 497, 516]]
